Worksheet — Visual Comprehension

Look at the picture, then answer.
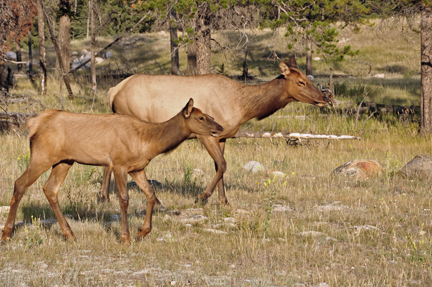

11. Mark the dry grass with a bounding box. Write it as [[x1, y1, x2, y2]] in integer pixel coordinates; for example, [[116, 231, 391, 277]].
[[1, 18, 432, 286]]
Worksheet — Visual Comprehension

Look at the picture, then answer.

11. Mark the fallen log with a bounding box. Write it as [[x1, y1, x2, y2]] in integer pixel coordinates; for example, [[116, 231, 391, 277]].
[[233, 130, 361, 141]]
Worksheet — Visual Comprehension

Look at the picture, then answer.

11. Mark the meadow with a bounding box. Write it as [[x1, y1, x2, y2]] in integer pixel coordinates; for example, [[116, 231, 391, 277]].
[[1, 18, 432, 286]]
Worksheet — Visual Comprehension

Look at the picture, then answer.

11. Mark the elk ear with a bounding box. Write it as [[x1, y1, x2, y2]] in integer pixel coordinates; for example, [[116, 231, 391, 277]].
[[279, 61, 291, 78], [183, 98, 194, 118]]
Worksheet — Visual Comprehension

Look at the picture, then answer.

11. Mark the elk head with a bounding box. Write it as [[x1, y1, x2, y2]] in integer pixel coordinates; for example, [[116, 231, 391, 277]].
[[183, 98, 224, 137]]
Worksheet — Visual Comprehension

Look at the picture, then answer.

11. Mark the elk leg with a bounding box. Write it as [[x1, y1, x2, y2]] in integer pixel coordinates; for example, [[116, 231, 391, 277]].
[[2, 158, 52, 241], [112, 168, 130, 244], [214, 139, 228, 205], [196, 136, 227, 204], [129, 170, 157, 239], [100, 166, 112, 203], [42, 161, 75, 242]]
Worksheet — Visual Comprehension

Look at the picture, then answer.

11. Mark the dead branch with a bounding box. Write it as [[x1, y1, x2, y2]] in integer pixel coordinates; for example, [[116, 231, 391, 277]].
[[233, 130, 361, 141]]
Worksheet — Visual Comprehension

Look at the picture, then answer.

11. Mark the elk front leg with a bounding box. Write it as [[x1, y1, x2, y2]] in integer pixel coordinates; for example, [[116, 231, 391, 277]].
[[129, 170, 158, 240], [196, 136, 227, 205], [100, 166, 112, 202], [2, 157, 52, 242], [113, 168, 131, 244], [42, 161, 75, 242]]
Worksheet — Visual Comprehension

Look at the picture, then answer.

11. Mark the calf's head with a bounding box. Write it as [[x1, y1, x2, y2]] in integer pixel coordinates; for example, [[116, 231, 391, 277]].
[[279, 61, 333, 107], [182, 98, 224, 137]]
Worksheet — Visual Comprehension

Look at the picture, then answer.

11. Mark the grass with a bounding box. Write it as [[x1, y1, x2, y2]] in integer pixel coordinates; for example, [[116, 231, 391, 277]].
[[1, 18, 432, 286]]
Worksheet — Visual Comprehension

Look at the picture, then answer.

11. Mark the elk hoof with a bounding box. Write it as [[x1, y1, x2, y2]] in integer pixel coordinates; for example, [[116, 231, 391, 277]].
[[195, 193, 208, 205], [219, 198, 229, 206]]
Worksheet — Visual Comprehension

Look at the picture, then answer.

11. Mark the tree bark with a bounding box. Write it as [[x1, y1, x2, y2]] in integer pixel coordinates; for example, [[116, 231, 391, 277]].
[[306, 37, 312, 76], [90, 0, 96, 97], [58, 0, 71, 76], [421, 7, 432, 134], [37, 0, 47, 95], [195, 2, 212, 75], [0, 61, 7, 92], [187, 42, 197, 76], [170, 9, 180, 75], [16, 40, 23, 73], [28, 31, 33, 81]]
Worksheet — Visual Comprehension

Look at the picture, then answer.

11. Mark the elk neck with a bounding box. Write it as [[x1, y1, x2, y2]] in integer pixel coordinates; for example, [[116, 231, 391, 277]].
[[137, 112, 191, 155], [236, 75, 294, 124]]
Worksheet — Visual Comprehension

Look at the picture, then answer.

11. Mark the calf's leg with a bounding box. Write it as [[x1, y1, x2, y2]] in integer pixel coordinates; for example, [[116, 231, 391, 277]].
[[100, 166, 112, 202], [129, 170, 158, 239], [2, 157, 52, 241], [42, 161, 75, 241], [113, 168, 131, 244]]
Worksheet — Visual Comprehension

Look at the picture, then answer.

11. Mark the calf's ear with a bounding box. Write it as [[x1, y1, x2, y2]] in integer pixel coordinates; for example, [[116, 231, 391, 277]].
[[279, 61, 291, 78], [182, 98, 194, 118]]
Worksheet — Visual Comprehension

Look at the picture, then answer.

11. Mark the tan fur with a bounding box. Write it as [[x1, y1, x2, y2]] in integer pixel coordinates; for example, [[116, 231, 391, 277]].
[[1, 99, 223, 244], [103, 60, 332, 205]]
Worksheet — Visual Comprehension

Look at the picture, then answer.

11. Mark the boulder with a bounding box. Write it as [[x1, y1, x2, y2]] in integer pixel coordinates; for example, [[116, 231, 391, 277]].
[[242, 161, 265, 173], [105, 51, 113, 58], [5, 51, 17, 60], [331, 159, 383, 180], [399, 154, 432, 180]]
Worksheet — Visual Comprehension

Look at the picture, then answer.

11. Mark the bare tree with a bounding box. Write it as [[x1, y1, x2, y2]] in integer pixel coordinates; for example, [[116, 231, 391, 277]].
[[16, 40, 23, 73], [170, 8, 180, 75], [90, 0, 97, 98], [421, 5, 432, 134], [37, 0, 47, 95]]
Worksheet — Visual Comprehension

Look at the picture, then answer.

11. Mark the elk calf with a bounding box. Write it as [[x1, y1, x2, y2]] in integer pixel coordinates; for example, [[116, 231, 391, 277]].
[[1, 99, 223, 244]]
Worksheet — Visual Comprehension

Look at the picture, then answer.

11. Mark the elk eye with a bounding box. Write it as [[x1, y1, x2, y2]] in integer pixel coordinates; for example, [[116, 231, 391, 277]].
[[299, 80, 306, 86], [199, 116, 205, 121]]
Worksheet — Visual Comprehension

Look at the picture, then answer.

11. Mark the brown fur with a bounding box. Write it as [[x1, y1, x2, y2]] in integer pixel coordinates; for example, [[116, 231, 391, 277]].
[[104, 60, 332, 205], [1, 99, 223, 244]]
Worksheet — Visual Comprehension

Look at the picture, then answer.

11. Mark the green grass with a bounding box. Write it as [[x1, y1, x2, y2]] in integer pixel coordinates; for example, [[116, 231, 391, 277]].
[[1, 18, 432, 286]]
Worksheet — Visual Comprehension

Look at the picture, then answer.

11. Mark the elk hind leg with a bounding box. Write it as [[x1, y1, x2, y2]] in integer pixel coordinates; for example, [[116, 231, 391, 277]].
[[2, 158, 52, 241], [100, 166, 112, 203], [42, 161, 75, 241]]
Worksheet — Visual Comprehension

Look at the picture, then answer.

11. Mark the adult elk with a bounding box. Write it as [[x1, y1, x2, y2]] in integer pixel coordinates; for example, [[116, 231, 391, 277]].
[[1, 99, 223, 244], [103, 60, 333, 205]]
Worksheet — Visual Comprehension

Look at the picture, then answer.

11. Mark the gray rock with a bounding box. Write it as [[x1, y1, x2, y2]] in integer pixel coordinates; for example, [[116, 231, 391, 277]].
[[400, 154, 432, 180], [95, 57, 104, 64], [242, 161, 265, 173], [6, 51, 17, 60], [105, 51, 113, 58]]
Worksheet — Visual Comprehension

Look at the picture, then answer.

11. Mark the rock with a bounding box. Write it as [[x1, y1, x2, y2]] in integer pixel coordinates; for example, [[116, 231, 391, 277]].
[[0, 206, 10, 214], [399, 154, 432, 180], [314, 203, 350, 212], [307, 75, 315, 81], [5, 51, 17, 60], [156, 231, 174, 242], [105, 51, 113, 58], [202, 228, 228, 235], [331, 159, 383, 180], [312, 57, 321, 61], [223, 217, 236, 223], [372, 73, 385, 78], [81, 49, 88, 55], [95, 57, 104, 64], [272, 204, 292, 213], [72, 51, 78, 56], [269, 170, 285, 177], [242, 161, 265, 173], [180, 215, 208, 224], [235, 209, 250, 215]]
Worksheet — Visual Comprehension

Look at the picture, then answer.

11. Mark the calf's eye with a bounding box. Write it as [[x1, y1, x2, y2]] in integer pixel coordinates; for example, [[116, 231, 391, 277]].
[[199, 117, 205, 121]]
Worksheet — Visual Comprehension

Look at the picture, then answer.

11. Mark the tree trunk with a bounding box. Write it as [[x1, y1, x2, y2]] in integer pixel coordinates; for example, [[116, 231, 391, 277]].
[[28, 31, 33, 81], [170, 9, 180, 75], [16, 40, 22, 73], [195, 2, 212, 75], [187, 42, 197, 76], [37, 0, 47, 95], [86, 0, 90, 39], [421, 7, 432, 134], [58, 0, 71, 76], [306, 37, 312, 76], [90, 0, 96, 97], [0, 61, 7, 92]]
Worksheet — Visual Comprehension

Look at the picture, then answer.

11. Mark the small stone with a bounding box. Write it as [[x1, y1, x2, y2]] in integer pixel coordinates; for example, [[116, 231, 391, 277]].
[[297, 231, 327, 237], [272, 204, 292, 213], [235, 209, 250, 215], [6, 51, 17, 60], [202, 228, 228, 235], [180, 215, 208, 224], [223, 217, 236, 223], [0, 206, 10, 214], [315, 204, 349, 212], [372, 73, 385, 78], [307, 75, 314, 81], [95, 57, 104, 64], [105, 51, 113, 58], [72, 51, 79, 56], [312, 57, 321, 61], [242, 161, 265, 173], [269, 170, 285, 177]]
